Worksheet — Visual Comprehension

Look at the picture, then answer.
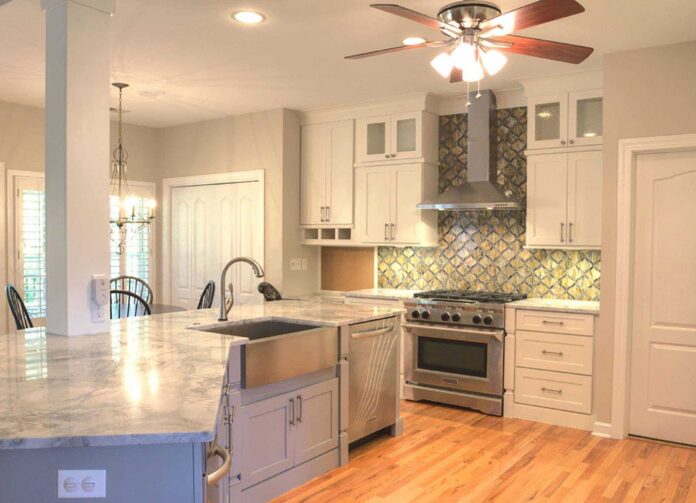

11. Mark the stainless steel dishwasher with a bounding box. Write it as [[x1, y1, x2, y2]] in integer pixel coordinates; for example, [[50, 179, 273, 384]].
[[348, 317, 400, 443]]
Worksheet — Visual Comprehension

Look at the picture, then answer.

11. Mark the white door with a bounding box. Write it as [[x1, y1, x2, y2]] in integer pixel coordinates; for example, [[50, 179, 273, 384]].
[[170, 181, 263, 310], [567, 151, 602, 248], [294, 379, 339, 465], [300, 124, 326, 225], [391, 164, 422, 244], [356, 166, 391, 243], [326, 120, 354, 225], [526, 153, 568, 247], [629, 148, 696, 446]]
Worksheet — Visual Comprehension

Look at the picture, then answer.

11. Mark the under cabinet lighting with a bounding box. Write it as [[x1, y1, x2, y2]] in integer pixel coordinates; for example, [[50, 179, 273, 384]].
[[232, 10, 265, 24]]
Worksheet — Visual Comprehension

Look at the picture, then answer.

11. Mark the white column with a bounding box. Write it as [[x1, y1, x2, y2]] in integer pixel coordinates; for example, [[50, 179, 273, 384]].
[[42, 0, 115, 335]]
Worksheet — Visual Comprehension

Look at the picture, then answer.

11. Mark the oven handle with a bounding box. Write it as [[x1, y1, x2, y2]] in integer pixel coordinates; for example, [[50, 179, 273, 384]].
[[402, 322, 504, 343]]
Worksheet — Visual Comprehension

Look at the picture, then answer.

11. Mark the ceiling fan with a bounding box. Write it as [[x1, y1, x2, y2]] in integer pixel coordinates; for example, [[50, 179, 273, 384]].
[[345, 0, 593, 85]]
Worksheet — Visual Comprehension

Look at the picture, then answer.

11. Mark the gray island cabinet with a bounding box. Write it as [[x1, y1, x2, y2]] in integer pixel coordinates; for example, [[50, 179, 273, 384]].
[[0, 300, 403, 503]]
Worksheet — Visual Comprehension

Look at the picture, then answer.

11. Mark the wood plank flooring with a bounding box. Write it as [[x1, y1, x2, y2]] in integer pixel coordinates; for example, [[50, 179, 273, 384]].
[[274, 400, 696, 503]]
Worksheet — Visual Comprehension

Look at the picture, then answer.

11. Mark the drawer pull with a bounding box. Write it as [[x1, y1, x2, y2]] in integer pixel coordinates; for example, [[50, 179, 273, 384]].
[[542, 320, 565, 326], [541, 350, 564, 357], [541, 387, 563, 395]]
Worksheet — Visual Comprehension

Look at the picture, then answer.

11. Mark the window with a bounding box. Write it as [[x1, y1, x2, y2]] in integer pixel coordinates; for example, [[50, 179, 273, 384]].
[[110, 192, 153, 286], [20, 187, 46, 318]]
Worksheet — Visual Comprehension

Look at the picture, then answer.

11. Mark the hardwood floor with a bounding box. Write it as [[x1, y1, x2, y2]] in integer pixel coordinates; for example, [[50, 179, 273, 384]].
[[274, 400, 696, 503]]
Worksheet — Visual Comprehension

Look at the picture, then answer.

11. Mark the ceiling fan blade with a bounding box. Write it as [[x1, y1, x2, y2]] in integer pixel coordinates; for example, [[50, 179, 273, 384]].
[[450, 67, 463, 83], [371, 4, 462, 36], [480, 0, 584, 36], [345, 40, 449, 60], [489, 35, 593, 64]]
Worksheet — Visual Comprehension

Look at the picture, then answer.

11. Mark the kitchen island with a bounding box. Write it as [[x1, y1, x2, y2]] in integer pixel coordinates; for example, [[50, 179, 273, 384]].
[[0, 300, 403, 503]]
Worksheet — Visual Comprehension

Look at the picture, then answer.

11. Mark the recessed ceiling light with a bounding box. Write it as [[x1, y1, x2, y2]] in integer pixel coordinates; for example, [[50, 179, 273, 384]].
[[402, 36, 426, 46], [232, 10, 265, 24]]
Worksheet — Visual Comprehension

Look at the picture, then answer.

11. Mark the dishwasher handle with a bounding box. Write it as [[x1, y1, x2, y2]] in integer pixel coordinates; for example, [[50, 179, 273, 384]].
[[351, 325, 394, 339]]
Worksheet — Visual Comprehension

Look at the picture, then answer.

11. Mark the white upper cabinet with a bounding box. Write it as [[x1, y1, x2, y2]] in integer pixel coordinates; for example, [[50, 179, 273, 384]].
[[355, 111, 437, 165], [355, 163, 438, 246], [300, 120, 354, 226], [527, 90, 602, 150], [526, 150, 602, 249]]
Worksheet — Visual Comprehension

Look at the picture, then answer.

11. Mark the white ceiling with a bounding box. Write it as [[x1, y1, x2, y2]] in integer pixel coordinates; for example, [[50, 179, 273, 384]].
[[0, 0, 695, 128]]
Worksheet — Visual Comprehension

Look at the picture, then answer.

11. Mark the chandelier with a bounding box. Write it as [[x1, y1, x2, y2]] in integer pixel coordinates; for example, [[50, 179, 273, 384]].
[[109, 82, 155, 254]]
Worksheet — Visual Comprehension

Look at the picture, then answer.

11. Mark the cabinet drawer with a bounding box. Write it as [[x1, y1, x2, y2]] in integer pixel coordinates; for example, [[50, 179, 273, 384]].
[[516, 309, 594, 336], [516, 331, 593, 375], [515, 368, 591, 414]]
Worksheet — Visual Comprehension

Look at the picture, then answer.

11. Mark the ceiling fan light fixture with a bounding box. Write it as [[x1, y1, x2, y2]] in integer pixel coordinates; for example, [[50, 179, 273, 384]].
[[451, 41, 477, 70], [430, 52, 454, 78], [461, 59, 484, 82], [481, 48, 507, 76], [402, 36, 426, 46], [232, 10, 265, 24]]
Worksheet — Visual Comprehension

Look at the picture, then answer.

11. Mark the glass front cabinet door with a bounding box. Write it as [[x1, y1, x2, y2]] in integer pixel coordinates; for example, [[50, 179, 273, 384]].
[[527, 94, 568, 150], [356, 112, 423, 163], [358, 115, 390, 163], [568, 89, 603, 146]]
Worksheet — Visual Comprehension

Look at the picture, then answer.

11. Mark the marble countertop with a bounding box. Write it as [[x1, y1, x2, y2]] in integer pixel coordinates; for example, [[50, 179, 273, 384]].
[[0, 300, 402, 450], [507, 298, 600, 315], [343, 288, 418, 301]]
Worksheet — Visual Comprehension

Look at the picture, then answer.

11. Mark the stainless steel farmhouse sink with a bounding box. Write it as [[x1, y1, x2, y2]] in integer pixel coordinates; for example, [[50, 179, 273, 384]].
[[194, 319, 338, 388]]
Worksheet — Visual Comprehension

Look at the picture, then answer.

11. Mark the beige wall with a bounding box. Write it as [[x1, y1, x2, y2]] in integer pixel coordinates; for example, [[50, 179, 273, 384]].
[[156, 108, 319, 297], [598, 40, 696, 423]]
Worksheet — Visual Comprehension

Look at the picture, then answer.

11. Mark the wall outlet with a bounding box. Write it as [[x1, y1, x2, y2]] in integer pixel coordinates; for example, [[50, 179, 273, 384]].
[[58, 470, 106, 498], [91, 304, 107, 323], [290, 258, 302, 271]]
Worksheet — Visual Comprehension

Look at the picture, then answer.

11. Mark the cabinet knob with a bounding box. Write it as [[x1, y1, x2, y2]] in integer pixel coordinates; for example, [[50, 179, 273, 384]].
[[569, 139, 575, 145], [560, 140, 567, 146]]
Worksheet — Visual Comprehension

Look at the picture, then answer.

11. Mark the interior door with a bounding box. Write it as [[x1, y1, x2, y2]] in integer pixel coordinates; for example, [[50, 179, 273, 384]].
[[300, 124, 326, 225], [567, 150, 602, 247], [391, 164, 422, 244], [356, 166, 391, 243], [170, 181, 263, 309], [326, 120, 354, 225], [629, 148, 696, 446], [526, 153, 568, 247]]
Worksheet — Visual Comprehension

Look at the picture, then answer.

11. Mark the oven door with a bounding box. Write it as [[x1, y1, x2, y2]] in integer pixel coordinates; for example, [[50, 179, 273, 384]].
[[403, 322, 503, 396]]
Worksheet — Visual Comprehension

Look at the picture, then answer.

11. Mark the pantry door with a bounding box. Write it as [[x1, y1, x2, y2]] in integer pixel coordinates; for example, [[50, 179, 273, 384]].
[[628, 148, 696, 446], [169, 179, 263, 310]]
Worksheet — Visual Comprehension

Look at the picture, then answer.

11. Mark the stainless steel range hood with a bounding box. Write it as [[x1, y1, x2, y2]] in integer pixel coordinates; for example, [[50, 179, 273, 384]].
[[417, 90, 521, 211]]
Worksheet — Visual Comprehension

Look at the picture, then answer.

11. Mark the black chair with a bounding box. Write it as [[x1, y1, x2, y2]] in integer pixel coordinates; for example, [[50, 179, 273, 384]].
[[110, 289, 151, 319], [197, 281, 215, 309], [110, 276, 153, 306], [6, 284, 33, 330]]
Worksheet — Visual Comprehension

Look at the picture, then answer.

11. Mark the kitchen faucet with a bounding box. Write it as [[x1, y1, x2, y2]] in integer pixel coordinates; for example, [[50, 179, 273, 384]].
[[218, 257, 265, 321]]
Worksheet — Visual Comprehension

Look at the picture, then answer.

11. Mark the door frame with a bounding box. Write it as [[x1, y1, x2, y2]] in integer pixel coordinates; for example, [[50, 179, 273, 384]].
[[161, 170, 265, 305], [611, 133, 696, 439]]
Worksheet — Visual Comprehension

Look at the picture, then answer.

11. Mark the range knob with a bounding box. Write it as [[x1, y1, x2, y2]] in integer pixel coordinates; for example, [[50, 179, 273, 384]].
[[410, 310, 420, 319], [451, 313, 461, 322], [440, 312, 450, 322], [420, 310, 430, 320], [472, 314, 482, 324], [483, 315, 494, 326]]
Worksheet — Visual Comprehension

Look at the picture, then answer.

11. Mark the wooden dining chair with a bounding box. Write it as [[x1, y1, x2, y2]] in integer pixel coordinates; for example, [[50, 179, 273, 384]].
[[110, 289, 152, 319], [110, 276, 153, 305], [5, 284, 33, 330], [197, 281, 215, 309]]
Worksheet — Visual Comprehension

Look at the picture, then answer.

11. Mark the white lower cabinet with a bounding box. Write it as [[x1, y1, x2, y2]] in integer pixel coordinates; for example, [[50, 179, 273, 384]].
[[238, 378, 338, 491], [354, 163, 437, 246]]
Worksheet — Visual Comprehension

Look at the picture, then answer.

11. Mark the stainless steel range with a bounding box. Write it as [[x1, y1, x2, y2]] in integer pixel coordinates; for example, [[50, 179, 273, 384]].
[[402, 290, 526, 416]]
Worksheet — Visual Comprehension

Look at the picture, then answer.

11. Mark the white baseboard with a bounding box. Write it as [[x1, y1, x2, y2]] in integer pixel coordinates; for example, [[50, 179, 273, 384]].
[[592, 421, 613, 438]]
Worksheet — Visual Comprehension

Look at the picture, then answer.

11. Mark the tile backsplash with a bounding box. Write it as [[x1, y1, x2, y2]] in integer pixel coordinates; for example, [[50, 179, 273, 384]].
[[377, 107, 601, 301]]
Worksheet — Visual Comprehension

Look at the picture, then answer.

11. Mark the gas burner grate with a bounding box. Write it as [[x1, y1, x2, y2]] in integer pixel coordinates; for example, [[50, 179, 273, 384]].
[[414, 290, 527, 304]]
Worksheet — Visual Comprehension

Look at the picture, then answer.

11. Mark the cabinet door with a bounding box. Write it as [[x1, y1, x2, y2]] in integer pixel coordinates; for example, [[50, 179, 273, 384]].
[[391, 164, 422, 244], [356, 115, 390, 163], [326, 120, 354, 225], [527, 94, 568, 150], [390, 112, 421, 160], [227, 391, 241, 478], [294, 378, 339, 465], [300, 124, 327, 225], [356, 166, 392, 243], [526, 154, 568, 247], [239, 392, 295, 489], [567, 151, 602, 248], [568, 90, 603, 146]]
